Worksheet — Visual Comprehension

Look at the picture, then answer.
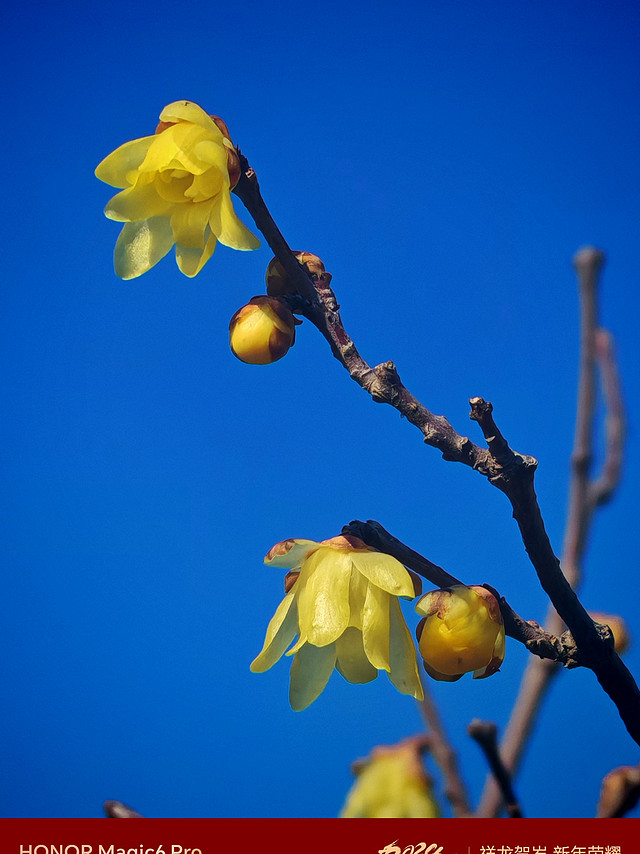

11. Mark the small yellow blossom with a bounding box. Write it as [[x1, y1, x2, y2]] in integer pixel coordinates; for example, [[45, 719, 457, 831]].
[[590, 612, 630, 654], [251, 535, 424, 711], [340, 737, 440, 818], [95, 100, 259, 279], [229, 296, 296, 364], [415, 585, 505, 681]]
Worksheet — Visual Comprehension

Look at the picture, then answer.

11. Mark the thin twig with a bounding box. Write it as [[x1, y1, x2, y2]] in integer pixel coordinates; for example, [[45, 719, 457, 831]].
[[235, 171, 640, 747], [417, 677, 473, 817], [468, 720, 523, 817], [477, 248, 627, 816], [103, 800, 144, 818]]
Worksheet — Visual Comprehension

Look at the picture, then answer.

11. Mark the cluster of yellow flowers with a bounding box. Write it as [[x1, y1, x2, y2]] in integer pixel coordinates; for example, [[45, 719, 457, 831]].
[[96, 103, 508, 714], [251, 535, 506, 710]]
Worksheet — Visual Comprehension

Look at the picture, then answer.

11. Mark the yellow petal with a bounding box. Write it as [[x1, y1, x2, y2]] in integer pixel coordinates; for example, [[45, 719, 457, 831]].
[[159, 100, 221, 133], [361, 582, 391, 671], [350, 551, 415, 598], [175, 228, 218, 277], [113, 217, 174, 280], [335, 627, 378, 684], [289, 642, 337, 711], [388, 598, 423, 700], [210, 190, 260, 251], [250, 591, 298, 673], [95, 136, 155, 188], [296, 547, 351, 647], [170, 201, 212, 248], [264, 539, 320, 569], [139, 124, 213, 176], [104, 176, 171, 222]]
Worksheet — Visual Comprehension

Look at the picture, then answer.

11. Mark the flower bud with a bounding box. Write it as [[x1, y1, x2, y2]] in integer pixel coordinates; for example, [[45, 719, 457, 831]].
[[229, 296, 296, 365], [590, 612, 630, 654], [415, 585, 505, 681], [266, 252, 330, 298]]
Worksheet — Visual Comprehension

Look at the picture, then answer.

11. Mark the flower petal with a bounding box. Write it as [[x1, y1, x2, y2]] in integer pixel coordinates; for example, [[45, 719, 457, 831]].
[[289, 642, 337, 711], [210, 191, 260, 251], [350, 551, 415, 598], [388, 598, 423, 699], [104, 176, 172, 222], [159, 100, 221, 133], [175, 229, 218, 278], [250, 591, 298, 673], [296, 547, 351, 647], [335, 627, 378, 684], [264, 539, 319, 570], [139, 123, 212, 176], [95, 136, 155, 188], [113, 217, 174, 280], [170, 201, 212, 248], [361, 582, 391, 671]]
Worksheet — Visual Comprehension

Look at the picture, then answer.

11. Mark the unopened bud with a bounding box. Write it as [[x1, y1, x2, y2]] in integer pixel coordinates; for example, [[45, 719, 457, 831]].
[[229, 296, 296, 365], [266, 252, 330, 297], [590, 612, 630, 654], [415, 585, 505, 681]]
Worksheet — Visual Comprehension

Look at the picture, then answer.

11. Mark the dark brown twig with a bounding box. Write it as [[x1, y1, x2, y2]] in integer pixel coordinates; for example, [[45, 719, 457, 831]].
[[235, 171, 640, 747], [103, 800, 144, 818], [468, 720, 522, 817], [477, 248, 627, 816]]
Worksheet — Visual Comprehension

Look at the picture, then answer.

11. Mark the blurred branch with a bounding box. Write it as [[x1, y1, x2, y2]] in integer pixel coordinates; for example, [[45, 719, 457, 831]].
[[468, 720, 522, 818], [418, 676, 473, 817], [103, 799, 144, 818], [477, 248, 627, 816], [236, 167, 640, 747]]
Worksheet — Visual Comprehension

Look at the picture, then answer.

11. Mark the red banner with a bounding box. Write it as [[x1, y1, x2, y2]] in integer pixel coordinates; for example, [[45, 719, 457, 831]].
[[0, 819, 637, 854]]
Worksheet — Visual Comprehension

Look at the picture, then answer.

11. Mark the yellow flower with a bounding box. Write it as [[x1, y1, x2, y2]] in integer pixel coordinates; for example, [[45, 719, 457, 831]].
[[95, 100, 259, 279], [229, 296, 296, 364], [340, 737, 440, 818], [589, 612, 630, 655], [415, 585, 505, 681], [250, 535, 424, 711]]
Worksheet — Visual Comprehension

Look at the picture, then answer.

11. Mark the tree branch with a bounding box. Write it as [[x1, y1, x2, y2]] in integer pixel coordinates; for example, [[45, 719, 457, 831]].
[[418, 678, 473, 817], [468, 720, 522, 818], [477, 248, 628, 816], [235, 169, 640, 748]]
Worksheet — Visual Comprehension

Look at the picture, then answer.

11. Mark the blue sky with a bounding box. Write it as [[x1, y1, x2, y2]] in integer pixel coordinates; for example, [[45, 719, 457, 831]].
[[2, 0, 639, 819]]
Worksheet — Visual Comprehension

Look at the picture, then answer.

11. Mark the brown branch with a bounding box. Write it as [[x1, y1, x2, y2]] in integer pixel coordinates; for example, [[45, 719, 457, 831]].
[[103, 800, 144, 818], [468, 720, 522, 817], [477, 248, 628, 816], [235, 169, 640, 748], [345, 519, 607, 668], [417, 677, 473, 817]]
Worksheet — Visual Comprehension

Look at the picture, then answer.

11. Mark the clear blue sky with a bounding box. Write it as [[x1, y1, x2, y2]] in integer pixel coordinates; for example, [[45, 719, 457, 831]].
[[3, 0, 639, 818]]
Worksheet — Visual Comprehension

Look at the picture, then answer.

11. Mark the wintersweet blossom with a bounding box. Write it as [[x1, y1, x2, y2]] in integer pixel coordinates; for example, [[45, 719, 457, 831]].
[[415, 584, 505, 681], [95, 100, 259, 279], [340, 737, 440, 818], [250, 535, 424, 711], [229, 296, 296, 364]]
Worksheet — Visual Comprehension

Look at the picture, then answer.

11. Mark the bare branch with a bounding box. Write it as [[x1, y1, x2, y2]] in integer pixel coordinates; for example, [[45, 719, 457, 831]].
[[468, 720, 522, 818], [477, 247, 628, 816], [418, 678, 473, 817], [103, 800, 144, 818], [236, 172, 640, 749]]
